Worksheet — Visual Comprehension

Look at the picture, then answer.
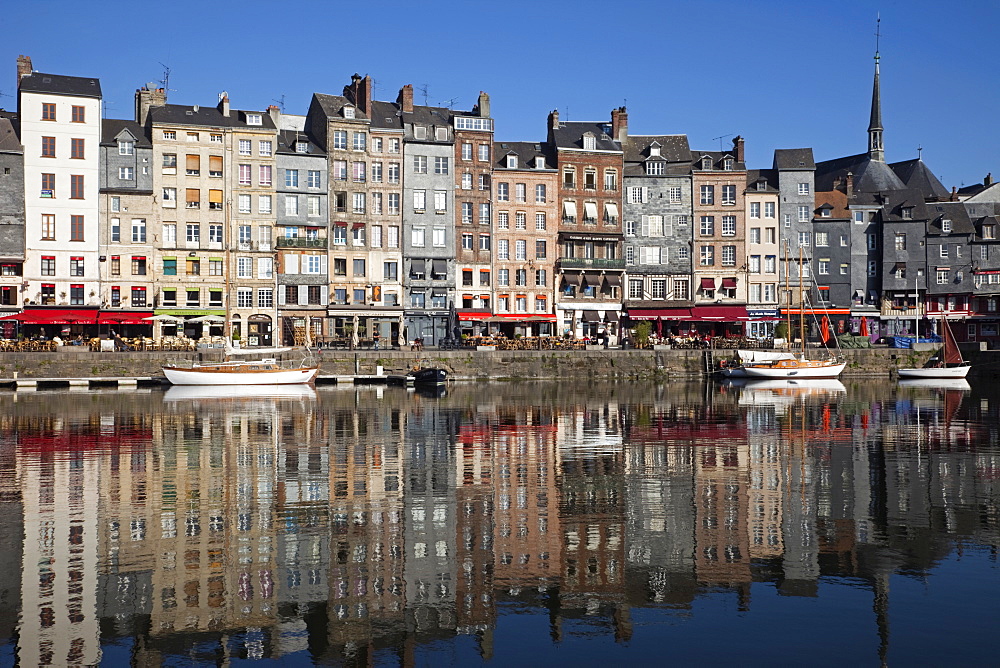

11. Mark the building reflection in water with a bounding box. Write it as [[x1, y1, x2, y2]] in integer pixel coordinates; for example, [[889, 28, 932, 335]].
[[0, 378, 996, 664]]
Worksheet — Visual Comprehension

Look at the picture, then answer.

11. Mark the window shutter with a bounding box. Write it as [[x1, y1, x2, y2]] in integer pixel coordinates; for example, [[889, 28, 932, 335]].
[[209, 189, 223, 204], [209, 155, 223, 172], [186, 154, 200, 170], [185, 188, 200, 203], [640, 215, 649, 237], [321, 256, 328, 274], [298, 285, 308, 305], [320, 285, 329, 305], [285, 254, 299, 275], [277, 288, 286, 305], [641, 187, 649, 203]]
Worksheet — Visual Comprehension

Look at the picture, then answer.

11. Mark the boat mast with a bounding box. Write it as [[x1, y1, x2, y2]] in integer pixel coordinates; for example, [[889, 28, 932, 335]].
[[799, 245, 806, 356], [784, 243, 791, 349]]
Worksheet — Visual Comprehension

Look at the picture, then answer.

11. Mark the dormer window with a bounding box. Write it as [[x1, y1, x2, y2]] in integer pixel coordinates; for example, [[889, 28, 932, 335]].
[[118, 140, 134, 156], [582, 134, 596, 151], [295, 141, 309, 154], [901, 206, 914, 220], [723, 158, 734, 171], [756, 180, 766, 191], [649, 142, 661, 157], [414, 126, 427, 140], [246, 113, 262, 126], [435, 127, 448, 141], [506, 155, 518, 169], [645, 161, 664, 176], [701, 156, 712, 170], [535, 156, 546, 169], [983, 224, 996, 239], [941, 218, 952, 232], [821, 208, 832, 218], [343, 106, 355, 119]]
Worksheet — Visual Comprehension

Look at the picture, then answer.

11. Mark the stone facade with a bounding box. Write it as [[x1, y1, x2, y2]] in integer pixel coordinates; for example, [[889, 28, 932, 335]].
[[0, 114, 24, 313]]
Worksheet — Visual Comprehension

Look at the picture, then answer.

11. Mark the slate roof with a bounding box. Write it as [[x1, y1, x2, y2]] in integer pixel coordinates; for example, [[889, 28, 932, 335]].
[[550, 121, 621, 152], [276, 129, 325, 155], [872, 188, 930, 222], [19, 72, 101, 98], [971, 215, 999, 243], [745, 168, 779, 192], [926, 201, 974, 235], [0, 116, 22, 153], [101, 119, 151, 148], [492, 141, 555, 170], [312, 93, 368, 121], [815, 152, 906, 193], [889, 158, 949, 200], [691, 150, 746, 171], [773, 148, 815, 171], [622, 135, 690, 163], [148, 103, 277, 130], [369, 100, 403, 131]]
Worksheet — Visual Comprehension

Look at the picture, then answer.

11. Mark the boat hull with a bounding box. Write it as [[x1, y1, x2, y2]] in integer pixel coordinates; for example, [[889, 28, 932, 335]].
[[740, 361, 846, 379], [408, 368, 447, 385], [163, 365, 319, 386], [897, 364, 970, 379]]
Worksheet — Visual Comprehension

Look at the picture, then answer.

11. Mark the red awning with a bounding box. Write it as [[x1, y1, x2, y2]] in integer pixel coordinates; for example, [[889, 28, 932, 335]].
[[689, 306, 750, 321], [0, 308, 99, 324], [721, 277, 738, 289], [627, 308, 693, 320], [458, 311, 492, 321], [700, 277, 716, 289], [98, 310, 154, 325], [491, 314, 556, 322], [780, 307, 851, 316]]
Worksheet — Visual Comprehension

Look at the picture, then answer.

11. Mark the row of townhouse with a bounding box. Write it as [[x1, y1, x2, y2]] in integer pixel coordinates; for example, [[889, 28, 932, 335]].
[[1, 54, 998, 346]]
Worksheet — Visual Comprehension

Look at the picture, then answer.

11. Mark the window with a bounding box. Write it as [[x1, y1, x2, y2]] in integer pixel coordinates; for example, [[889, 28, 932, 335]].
[[764, 202, 775, 218], [387, 162, 400, 184], [750, 202, 760, 218], [433, 228, 446, 247], [700, 216, 714, 236], [479, 174, 490, 191], [352, 192, 366, 214], [388, 193, 400, 215], [797, 205, 810, 222], [722, 184, 736, 205], [332, 160, 347, 181], [41, 102, 57, 121], [41, 136, 55, 158], [351, 132, 366, 151], [40, 214, 55, 240], [41, 256, 55, 276], [764, 255, 776, 273], [462, 233, 474, 250], [895, 233, 906, 250], [413, 189, 426, 212], [498, 239, 509, 260], [131, 218, 146, 243], [478, 144, 490, 161], [438, 191, 450, 214], [70, 138, 86, 159], [941, 218, 952, 233], [700, 246, 714, 266], [186, 223, 201, 244], [515, 183, 526, 202], [840, 263, 849, 275], [868, 261, 878, 277], [308, 195, 321, 217], [902, 207, 914, 220], [433, 156, 449, 174], [70, 215, 84, 241], [258, 140, 272, 156], [284, 195, 300, 216], [285, 169, 299, 187], [937, 269, 949, 284], [721, 216, 736, 236], [497, 183, 509, 201], [70, 175, 84, 199], [388, 137, 401, 153], [983, 224, 996, 240], [259, 165, 272, 186], [480, 234, 491, 251], [700, 185, 714, 205], [246, 113, 262, 126], [411, 227, 425, 247], [238, 194, 251, 213], [131, 256, 147, 275], [818, 259, 829, 275], [413, 155, 427, 173], [238, 139, 252, 156], [41, 172, 55, 195], [118, 167, 133, 180], [209, 224, 222, 244], [798, 231, 810, 247], [645, 161, 664, 176], [497, 212, 509, 229], [640, 246, 661, 264], [867, 234, 877, 251], [480, 203, 491, 225], [461, 172, 472, 190], [515, 239, 527, 261], [209, 189, 223, 210], [535, 184, 546, 203], [257, 288, 273, 308], [307, 169, 322, 188], [798, 182, 810, 195], [353, 161, 366, 181], [814, 231, 828, 246], [536, 212, 546, 230], [749, 255, 761, 273], [721, 245, 736, 266], [940, 244, 949, 258]]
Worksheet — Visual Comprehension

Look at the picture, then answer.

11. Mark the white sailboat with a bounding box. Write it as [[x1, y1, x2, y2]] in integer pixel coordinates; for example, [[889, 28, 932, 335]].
[[162, 341, 319, 386], [897, 318, 970, 379], [740, 247, 845, 380]]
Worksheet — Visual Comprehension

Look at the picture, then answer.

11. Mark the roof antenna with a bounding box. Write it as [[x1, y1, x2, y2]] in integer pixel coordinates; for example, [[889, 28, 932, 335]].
[[439, 97, 457, 109], [712, 133, 734, 152], [157, 63, 176, 93], [419, 84, 429, 106], [272, 94, 286, 113]]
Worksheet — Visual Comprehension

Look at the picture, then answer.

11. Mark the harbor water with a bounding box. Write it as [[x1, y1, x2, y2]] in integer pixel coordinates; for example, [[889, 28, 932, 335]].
[[0, 378, 996, 666]]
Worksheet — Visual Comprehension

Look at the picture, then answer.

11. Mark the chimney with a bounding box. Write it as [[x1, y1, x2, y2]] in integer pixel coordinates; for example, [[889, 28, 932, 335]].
[[951, 186, 958, 202], [548, 109, 560, 131], [833, 176, 842, 191], [16, 55, 32, 83], [135, 84, 167, 125], [732, 135, 745, 163], [986, 172, 994, 186], [218, 92, 230, 117], [398, 84, 413, 113], [268, 104, 281, 127], [343, 73, 372, 115], [477, 91, 490, 118], [611, 106, 628, 143], [846, 171, 854, 199]]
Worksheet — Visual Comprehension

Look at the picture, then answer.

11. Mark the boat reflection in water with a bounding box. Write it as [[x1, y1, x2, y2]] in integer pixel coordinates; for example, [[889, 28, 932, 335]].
[[0, 379, 996, 666], [162, 383, 318, 402]]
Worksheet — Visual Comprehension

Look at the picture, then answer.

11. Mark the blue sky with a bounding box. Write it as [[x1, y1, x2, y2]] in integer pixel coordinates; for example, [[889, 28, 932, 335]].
[[3, 0, 997, 188]]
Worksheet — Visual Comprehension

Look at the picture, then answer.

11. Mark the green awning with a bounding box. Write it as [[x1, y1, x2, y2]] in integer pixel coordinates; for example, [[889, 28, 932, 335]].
[[155, 309, 226, 317]]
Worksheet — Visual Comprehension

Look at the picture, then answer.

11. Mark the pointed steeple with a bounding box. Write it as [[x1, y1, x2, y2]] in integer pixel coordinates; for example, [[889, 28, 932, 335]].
[[868, 17, 884, 162]]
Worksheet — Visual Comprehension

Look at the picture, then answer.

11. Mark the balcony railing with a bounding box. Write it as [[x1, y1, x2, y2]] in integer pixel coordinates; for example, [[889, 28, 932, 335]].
[[276, 237, 328, 249], [559, 258, 625, 269]]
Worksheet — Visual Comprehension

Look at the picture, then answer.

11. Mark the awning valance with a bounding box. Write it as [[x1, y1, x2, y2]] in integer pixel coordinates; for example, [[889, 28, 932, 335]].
[[700, 277, 716, 290], [605, 203, 619, 219], [581, 310, 600, 322], [432, 259, 447, 275], [689, 306, 750, 321], [627, 308, 692, 321], [98, 310, 154, 325], [721, 277, 738, 289], [583, 202, 599, 220], [0, 308, 99, 324], [410, 259, 425, 275], [581, 273, 601, 287], [602, 274, 622, 287], [563, 201, 577, 218], [561, 273, 582, 286]]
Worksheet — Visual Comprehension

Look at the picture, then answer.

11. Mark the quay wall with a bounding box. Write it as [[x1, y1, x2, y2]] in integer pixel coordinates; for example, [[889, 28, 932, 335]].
[[1, 346, 997, 382]]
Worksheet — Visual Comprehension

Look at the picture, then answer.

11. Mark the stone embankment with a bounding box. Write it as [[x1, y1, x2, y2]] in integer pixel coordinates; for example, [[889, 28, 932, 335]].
[[0, 346, 996, 383]]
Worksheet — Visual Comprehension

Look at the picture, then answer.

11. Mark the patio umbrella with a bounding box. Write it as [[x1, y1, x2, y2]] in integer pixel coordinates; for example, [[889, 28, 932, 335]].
[[188, 315, 225, 340], [351, 314, 359, 349], [859, 316, 868, 337], [143, 314, 184, 322], [820, 315, 830, 344], [397, 314, 406, 347]]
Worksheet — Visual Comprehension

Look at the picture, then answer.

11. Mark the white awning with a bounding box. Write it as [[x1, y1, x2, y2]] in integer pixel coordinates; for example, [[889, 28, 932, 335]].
[[583, 202, 599, 220], [605, 202, 619, 219], [563, 201, 577, 218]]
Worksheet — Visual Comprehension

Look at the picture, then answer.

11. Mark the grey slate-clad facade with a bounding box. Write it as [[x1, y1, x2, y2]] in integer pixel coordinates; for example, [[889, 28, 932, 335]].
[[924, 201, 975, 323], [811, 189, 852, 308], [878, 190, 929, 335], [0, 113, 24, 313], [773, 149, 815, 288], [401, 94, 456, 346], [622, 135, 693, 309]]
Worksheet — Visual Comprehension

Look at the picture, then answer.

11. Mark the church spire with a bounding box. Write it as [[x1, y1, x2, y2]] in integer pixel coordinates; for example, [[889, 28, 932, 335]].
[[868, 16, 884, 162]]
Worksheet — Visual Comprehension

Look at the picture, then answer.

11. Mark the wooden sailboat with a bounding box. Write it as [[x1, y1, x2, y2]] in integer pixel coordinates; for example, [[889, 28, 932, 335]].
[[898, 317, 970, 379], [162, 342, 319, 386], [741, 246, 845, 379]]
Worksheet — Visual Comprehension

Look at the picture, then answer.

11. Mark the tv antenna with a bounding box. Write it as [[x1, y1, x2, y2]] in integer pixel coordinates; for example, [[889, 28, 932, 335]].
[[158, 62, 176, 92], [419, 84, 429, 106], [272, 94, 286, 113], [439, 97, 457, 109], [712, 133, 734, 151]]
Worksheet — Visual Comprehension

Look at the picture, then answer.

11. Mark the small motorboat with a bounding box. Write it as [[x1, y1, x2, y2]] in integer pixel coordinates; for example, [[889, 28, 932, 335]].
[[897, 318, 971, 380], [408, 367, 447, 385]]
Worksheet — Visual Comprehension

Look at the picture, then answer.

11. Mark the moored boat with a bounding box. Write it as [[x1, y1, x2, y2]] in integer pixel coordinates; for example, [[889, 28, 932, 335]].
[[717, 349, 797, 377], [163, 343, 319, 386], [408, 367, 447, 385], [739, 356, 846, 379], [897, 318, 970, 379]]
